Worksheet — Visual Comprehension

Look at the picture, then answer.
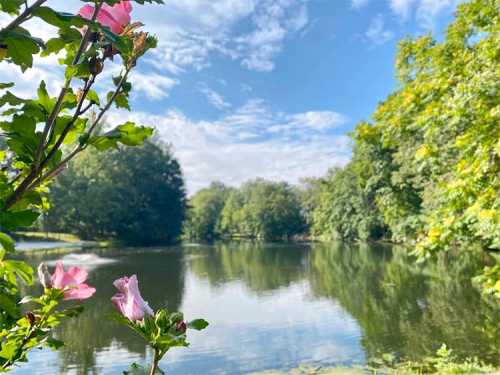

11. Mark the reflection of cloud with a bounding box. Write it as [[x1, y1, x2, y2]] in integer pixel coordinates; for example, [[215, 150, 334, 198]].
[[94, 340, 144, 371], [160, 274, 363, 374]]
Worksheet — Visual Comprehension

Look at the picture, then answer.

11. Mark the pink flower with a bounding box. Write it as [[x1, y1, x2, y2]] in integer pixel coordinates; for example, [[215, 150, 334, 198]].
[[111, 275, 154, 321], [51, 261, 96, 300], [78, 1, 132, 34]]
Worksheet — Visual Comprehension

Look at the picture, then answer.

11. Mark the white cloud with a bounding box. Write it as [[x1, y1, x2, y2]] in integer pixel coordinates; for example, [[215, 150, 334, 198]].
[[198, 85, 231, 110], [388, 0, 461, 28], [129, 71, 179, 100], [352, 0, 371, 9], [389, 0, 418, 19], [138, 0, 310, 74], [107, 100, 350, 193], [365, 14, 394, 45]]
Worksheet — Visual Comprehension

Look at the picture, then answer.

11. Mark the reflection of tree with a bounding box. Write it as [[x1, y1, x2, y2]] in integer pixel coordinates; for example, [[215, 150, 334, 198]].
[[187, 242, 309, 293], [21, 247, 185, 375], [308, 242, 500, 365]]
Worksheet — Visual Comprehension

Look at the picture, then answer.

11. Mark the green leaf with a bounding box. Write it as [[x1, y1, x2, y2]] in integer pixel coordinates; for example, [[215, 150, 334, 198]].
[[114, 93, 130, 110], [37, 81, 54, 113], [0, 209, 40, 230], [0, 232, 15, 254], [0, 340, 19, 360], [187, 319, 209, 331], [0, 0, 24, 14], [89, 122, 153, 150], [4, 260, 34, 285], [32, 7, 88, 29], [0, 91, 25, 108], [86, 90, 100, 105], [0, 82, 14, 90], [0, 294, 20, 318], [46, 337, 65, 351], [2, 28, 43, 71]]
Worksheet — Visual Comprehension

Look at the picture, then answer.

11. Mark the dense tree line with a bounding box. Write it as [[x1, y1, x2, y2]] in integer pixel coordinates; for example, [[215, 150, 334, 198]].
[[44, 141, 187, 245], [305, 0, 499, 262], [183, 179, 305, 240]]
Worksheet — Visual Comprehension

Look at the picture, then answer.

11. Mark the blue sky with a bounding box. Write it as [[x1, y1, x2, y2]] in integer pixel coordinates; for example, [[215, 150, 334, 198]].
[[1, 0, 461, 193]]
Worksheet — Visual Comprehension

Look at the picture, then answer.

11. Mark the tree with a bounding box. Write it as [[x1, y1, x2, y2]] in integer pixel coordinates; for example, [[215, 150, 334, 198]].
[[46, 141, 187, 245], [310, 164, 387, 242], [183, 182, 232, 240], [218, 179, 306, 240], [354, 0, 499, 256]]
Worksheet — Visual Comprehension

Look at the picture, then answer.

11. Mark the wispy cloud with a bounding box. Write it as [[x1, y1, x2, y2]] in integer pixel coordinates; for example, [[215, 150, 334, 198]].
[[365, 14, 394, 45], [198, 85, 231, 110], [389, 0, 461, 28], [352, 0, 371, 9]]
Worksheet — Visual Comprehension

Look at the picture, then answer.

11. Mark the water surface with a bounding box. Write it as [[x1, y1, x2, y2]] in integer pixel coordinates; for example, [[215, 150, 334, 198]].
[[13, 242, 500, 374]]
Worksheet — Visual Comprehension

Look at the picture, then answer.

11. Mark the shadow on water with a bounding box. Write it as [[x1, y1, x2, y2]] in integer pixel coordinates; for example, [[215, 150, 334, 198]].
[[16, 241, 500, 374]]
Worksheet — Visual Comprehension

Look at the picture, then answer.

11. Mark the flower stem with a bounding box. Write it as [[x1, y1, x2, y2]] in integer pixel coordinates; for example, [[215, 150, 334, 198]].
[[149, 348, 160, 375]]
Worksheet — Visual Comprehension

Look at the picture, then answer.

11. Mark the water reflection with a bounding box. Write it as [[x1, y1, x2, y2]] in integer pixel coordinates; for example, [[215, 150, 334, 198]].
[[13, 242, 500, 374], [187, 242, 309, 292], [308, 242, 500, 364]]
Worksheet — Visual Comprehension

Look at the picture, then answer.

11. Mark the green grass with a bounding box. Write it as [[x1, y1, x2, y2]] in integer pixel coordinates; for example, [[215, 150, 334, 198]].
[[14, 231, 82, 243]]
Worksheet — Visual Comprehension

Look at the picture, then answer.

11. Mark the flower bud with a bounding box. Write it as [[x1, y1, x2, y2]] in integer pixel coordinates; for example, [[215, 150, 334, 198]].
[[37, 263, 52, 289], [175, 321, 187, 334], [89, 57, 104, 75], [26, 312, 36, 326]]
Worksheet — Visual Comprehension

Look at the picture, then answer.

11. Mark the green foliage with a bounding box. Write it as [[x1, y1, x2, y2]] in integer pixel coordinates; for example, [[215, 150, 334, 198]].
[[183, 182, 232, 240], [0, 0, 162, 370], [111, 308, 208, 374], [45, 141, 187, 245], [0, 288, 84, 371], [352, 0, 500, 254], [307, 0, 500, 294], [185, 179, 306, 240], [308, 165, 387, 241], [217, 179, 306, 240]]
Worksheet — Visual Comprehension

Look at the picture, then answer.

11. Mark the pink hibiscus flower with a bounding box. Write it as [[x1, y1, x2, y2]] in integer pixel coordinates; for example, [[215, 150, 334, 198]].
[[78, 1, 132, 34], [111, 275, 154, 321], [50, 261, 96, 300]]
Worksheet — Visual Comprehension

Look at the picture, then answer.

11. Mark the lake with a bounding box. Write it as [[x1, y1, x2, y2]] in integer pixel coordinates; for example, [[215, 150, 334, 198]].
[[12, 242, 500, 374]]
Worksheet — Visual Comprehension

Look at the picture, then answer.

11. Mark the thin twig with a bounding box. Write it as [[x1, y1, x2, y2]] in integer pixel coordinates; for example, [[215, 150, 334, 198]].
[[0, 0, 47, 35]]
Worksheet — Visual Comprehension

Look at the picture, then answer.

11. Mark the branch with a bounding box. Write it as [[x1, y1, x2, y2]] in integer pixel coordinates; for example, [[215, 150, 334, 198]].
[[40, 75, 96, 169], [33, 1, 104, 169], [0, 0, 47, 35], [27, 66, 133, 192]]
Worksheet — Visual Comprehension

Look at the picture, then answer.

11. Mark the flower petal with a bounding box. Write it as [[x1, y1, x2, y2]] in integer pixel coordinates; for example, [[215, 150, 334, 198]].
[[64, 284, 96, 300], [66, 266, 88, 284]]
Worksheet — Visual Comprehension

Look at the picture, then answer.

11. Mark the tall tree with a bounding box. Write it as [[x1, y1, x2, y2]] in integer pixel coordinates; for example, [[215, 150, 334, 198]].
[[46, 141, 186, 244]]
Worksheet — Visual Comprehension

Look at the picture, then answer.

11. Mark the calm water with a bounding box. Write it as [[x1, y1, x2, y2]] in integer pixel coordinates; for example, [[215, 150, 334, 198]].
[[12, 242, 500, 374]]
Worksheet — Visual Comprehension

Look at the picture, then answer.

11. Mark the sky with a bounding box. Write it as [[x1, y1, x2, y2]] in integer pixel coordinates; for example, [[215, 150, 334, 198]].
[[1, 0, 462, 193]]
